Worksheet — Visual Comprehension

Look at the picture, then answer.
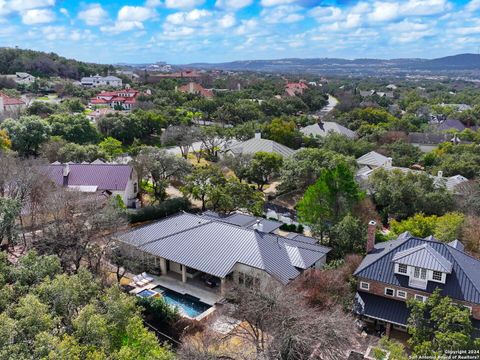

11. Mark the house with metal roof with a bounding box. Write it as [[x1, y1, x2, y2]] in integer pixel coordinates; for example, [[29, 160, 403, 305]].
[[300, 121, 357, 140], [225, 133, 295, 158], [42, 163, 138, 208], [353, 223, 480, 337], [115, 211, 330, 297], [81, 74, 123, 88]]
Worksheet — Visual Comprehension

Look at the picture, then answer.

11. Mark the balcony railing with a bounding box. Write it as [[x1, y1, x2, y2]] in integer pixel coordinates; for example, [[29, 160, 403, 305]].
[[409, 277, 427, 290]]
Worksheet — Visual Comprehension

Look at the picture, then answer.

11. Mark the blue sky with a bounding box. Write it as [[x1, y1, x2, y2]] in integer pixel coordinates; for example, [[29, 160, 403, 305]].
[[1, 0, 479, 64]]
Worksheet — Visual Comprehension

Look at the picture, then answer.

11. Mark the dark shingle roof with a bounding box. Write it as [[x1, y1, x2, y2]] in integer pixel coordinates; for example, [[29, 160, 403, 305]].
[[117, 212, 330, 284], [355, 235, 480, 303], [43, 164, 133, 191]]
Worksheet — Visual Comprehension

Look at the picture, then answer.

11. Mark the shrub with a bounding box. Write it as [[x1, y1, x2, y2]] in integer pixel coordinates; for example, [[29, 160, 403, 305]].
[[128, 198, 190, 223]]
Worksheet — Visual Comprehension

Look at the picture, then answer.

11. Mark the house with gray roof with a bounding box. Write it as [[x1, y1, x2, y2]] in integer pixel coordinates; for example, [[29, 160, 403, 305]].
[[225, 133, 295, 157], [115, 211, 330, 296], [43, 163, 138, 208], [353, 223, 480, 336], [300, 121, 357, 140]]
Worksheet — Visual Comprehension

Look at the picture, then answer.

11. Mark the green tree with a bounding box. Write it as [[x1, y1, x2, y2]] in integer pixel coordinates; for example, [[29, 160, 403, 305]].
[[181, 165, 226, 210], [297, 163, 364, 240], [99, 137, 123, 160], [207, 178, 264, 215], [329, 214, 366, 258], [369, 169, 453, 221], [1, 116, 51, 156], [264, 118, 303, 149], [408, 289, 479, 357], [0, 197, 21, 250], [48, 114, 99, 144], [0, 130, 11, 151], [385, 140, 422, 167], [278, 148, 354, 193], [246, 151, 283, 190]]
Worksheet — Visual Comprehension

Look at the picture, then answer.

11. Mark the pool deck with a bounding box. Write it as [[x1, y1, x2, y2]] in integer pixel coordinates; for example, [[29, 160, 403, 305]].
[[130, 274, 223, 306]]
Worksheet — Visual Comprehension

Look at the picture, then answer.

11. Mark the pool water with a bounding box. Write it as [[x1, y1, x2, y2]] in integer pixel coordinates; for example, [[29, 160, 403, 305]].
[[137, 289, 156, 298], [152, 286, 211, 318]]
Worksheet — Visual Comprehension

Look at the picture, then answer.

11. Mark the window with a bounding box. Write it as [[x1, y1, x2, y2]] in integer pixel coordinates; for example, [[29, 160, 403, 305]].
[[398, 264, 408, 274], [414, 267, 427, 280], [385, 288, 394, 296], [397, 290, 407, 299], [432, 271, 443, 281], [360, 282, 370, 291], [414, 294, 427, 302]]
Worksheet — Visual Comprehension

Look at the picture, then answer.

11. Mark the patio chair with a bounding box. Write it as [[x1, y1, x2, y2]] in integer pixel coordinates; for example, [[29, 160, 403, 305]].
[[133, 275, 149, 287], [141, 272, 154, 283]]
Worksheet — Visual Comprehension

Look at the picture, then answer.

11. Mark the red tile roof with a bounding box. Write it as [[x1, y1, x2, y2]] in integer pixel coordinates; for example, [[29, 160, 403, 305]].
[[0, 92, 25, 106], [178, 82, 213, 98]]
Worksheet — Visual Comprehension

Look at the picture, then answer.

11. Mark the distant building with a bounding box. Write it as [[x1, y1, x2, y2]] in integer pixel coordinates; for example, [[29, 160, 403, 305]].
[[116, 70, 140, 80], [300, 121, 357, 139], [43, 163, 138, 208], [359, 89, 394, 98], [81, 75, 123, 88], [178, 82, 213, 98], [285, 82, 308, 97], [0, 91, 26, 115], [4, 72, 36, 85], [226, 133, 295, 157], [89, 88, 142, 110]]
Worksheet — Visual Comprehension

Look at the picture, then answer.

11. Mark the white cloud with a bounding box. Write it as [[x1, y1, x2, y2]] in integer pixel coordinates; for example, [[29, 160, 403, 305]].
[[6, 0, 55, 12], [369, 2, 399, 22], [101, 21, 144, 34], [261, 5, 304, 24], [260, 0, 297, 6], [215, 0, 253, 10], [218, 13, 236, 28], [465, 0, 480, 12], [309, 6, 342, 22], [118, 6, 155, 22], [78, 4, 108, 26], [22, 8, 55, 24], [145, 0, 161, 7], [166, 9, 211, 25], [164, 0, 205, 9], [59, 7, 69, 17]]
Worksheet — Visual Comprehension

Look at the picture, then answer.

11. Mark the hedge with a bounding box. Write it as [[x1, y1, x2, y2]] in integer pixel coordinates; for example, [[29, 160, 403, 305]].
[[128, 197, 191, 223]]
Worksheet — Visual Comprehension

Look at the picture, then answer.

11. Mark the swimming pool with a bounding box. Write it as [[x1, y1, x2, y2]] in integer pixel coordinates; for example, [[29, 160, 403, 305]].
[[152, 286, 211, 318], [137, 289, 157, 298]]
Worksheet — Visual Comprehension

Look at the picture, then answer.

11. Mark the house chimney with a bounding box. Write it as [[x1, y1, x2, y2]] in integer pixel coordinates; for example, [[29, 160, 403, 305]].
[[254, 132, 262, 139], [253, 219, 264, 232], [62, 164, 70, 187], [0, 95, 4, 114], [386, 157, 393, 167], [366, 220, 376, 253], [437, 170, 443, 178]]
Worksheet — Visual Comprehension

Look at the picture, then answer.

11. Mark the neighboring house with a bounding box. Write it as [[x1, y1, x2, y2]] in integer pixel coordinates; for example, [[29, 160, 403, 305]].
[[356, 151, 392, 169], [300, 121, 357, 139], [353, 223, 480, 336], [430, 119, 466, 132], [116, 211, 330, 294], [116, 70, 140, 80], [359, 90, 394, 98], [407, 132, 454, 152], [0, 91, 26, 115], [440, 103, 472, 112], [226, 133, 295, 157], [81, 75, 123, 88], [4, 72, 36, 85], [89, 88, 141, 110], [285, 82, 308, 97], [86, 107, 116, 122], [43, 163, 139, 208], [178, 82, 213, 98]]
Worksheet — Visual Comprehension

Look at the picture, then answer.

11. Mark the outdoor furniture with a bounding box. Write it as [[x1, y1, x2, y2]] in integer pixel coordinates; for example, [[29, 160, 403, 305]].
[[205, 276, 218, 288], [133, 275, 149, 287], [141, 272, 154, 283]]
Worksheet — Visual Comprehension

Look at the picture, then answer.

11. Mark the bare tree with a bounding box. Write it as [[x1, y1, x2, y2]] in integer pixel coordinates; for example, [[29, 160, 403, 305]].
[[161, 125, 201, 159]]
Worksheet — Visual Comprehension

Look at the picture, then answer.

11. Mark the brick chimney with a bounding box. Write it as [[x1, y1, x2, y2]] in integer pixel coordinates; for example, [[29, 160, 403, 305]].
[[62, 164, 70, 187], [366, 220, 376, 253]]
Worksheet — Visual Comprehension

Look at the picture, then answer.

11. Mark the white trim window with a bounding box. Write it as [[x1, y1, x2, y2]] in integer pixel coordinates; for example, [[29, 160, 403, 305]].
[[385, 287, 395, 296], [432, 271, 443, 282], [398, 263, 408, 274], [397, 290, 407, 299], [414, 294, 428, 302], [360, 281, 370, 291]]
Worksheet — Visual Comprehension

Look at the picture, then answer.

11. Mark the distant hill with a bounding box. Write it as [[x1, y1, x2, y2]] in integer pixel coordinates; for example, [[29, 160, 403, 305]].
[[185, 54, 480, 75], [0, 47, 115, 80]]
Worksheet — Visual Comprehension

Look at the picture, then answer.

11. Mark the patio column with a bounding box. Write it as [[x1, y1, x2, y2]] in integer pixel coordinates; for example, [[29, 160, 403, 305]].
[[220, 278, 226, 296], [385, 323, 392, 338], [160, 258, 167, 275], [182, 265, 187, 283]]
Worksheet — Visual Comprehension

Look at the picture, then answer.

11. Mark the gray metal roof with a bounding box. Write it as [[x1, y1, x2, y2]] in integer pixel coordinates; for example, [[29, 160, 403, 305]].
[[392, 244, 453, 273], [227, 138, 295, 157], [300, 122, 356, 139], [356, 151, 390, 168], [354, 235, 480, 303], [448, 240, 465, 252], [354, 291, 410, 326], [200, 211, 282, 233], [117, 212, 330, 284]]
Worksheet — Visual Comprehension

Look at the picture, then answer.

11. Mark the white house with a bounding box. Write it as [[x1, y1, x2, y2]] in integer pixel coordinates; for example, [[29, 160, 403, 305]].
[[81, 75, 123, 88], [4, 72, 36, 85]]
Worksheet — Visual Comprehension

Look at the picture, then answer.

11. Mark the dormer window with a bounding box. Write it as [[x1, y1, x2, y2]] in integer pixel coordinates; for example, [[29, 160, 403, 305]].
[[398, 264, 407, 274], [432, 271, 442, 281], [413, 267, 427, 280]]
